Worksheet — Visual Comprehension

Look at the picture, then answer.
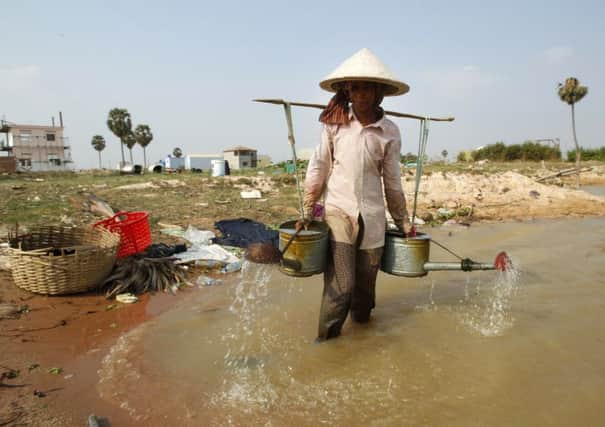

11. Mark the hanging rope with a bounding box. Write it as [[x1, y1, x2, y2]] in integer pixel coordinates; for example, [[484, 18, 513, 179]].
[[410, 118, 430, 227], [407, 117, 468, 260], [430, 238, 465, 260], [282, 103, 305, 221]]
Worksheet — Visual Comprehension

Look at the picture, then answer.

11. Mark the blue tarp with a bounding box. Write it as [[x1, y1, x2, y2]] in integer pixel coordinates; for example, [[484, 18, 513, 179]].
[[214, 218, 278, 248]]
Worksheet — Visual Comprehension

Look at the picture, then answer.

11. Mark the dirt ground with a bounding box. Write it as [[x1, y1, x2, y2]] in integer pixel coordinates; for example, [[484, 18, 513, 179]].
[[0, 267, 235, 426], [406, 166, 605, 222], [1, 164, 604, 426]]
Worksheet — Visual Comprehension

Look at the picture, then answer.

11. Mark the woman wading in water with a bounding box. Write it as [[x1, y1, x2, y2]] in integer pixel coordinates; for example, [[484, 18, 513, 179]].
[[299, 48, 412, 341]]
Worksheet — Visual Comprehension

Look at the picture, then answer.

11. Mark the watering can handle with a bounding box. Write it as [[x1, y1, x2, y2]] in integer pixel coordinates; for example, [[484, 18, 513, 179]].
[[281, 228, 302, 255]]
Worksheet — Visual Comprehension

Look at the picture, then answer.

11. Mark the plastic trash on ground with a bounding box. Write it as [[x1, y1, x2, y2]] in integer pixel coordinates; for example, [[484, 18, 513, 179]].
[[240, 190, 262, 199], [196, 275, 223, 286], [173, 244, 239, 265], [160, 227, 186, 238], [221, 260, 242, 274], [161, 224, 242, 272], [116, 293, 138, 304], [183, 225, 216, 246]]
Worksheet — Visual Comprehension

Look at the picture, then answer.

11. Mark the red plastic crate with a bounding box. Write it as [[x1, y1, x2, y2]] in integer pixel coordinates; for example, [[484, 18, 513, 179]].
[[94, 211, 152, 258]]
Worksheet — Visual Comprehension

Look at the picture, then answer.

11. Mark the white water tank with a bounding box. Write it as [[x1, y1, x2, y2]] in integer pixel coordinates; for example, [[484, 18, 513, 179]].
[[211, 159, 225, 177]]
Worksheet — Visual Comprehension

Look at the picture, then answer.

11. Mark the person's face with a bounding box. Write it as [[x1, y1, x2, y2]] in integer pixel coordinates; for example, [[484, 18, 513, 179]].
[[345, 81, 380, 114]]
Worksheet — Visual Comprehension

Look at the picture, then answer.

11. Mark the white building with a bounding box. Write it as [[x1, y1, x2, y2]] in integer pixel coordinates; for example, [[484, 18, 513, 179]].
[[185, 154, 223, 172]]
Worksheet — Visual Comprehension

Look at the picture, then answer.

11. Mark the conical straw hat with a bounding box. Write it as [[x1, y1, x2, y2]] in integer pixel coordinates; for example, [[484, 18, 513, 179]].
[[320, 48, 409, 96]]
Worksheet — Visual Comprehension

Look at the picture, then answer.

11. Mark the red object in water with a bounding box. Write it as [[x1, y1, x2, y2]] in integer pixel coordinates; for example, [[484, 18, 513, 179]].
[[494, 251, 512, 271], [94, 211, 152, 258]]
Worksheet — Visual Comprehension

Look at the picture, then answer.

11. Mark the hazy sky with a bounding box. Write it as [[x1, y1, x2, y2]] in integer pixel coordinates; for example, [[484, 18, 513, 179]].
[[2, 0, 603, 169]]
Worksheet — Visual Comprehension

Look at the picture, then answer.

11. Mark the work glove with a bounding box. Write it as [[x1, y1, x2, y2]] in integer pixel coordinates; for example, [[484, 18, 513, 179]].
[[297, 203, 324, 231]]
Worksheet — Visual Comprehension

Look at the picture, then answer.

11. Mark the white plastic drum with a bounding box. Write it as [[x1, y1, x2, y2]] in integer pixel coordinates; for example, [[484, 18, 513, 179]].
[[211, 160, 225, 177]]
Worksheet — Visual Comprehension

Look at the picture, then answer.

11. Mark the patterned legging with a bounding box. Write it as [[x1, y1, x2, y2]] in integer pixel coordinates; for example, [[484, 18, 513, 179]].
[[317, 240, 383, 340]]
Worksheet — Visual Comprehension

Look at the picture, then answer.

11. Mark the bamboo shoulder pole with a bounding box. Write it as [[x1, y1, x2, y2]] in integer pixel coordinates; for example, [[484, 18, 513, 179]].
[[253, 98, 455, 122]]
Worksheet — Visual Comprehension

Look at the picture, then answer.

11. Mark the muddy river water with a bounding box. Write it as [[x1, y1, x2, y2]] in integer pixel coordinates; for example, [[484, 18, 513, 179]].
[[97, 213, 605, 426]]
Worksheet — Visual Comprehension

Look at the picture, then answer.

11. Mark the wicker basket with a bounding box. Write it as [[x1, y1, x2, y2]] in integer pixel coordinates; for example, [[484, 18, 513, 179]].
[[7, 225, 120, 295]]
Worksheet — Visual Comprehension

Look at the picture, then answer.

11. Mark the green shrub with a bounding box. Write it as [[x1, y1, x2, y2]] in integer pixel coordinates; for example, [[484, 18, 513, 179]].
[[567, 146, 605, 162], [471, 141, 561, 162], [456, 206, 472, 216], [505, 144, 522, 161], [456, 151, 470, 162]]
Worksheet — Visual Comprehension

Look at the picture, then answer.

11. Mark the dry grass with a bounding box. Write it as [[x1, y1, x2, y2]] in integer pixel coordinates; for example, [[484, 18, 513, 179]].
[[0, 170, 302, 240]]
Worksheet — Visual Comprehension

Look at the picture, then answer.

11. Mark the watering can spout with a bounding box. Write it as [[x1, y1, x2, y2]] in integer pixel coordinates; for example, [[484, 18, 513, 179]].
[[424, 259, 495, 272], [423, 252, 512, 273], [494, 251, 512, 271]]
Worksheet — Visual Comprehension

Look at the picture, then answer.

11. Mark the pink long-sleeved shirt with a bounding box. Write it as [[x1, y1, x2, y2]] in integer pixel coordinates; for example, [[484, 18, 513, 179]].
[[303, 113, 408, 249]]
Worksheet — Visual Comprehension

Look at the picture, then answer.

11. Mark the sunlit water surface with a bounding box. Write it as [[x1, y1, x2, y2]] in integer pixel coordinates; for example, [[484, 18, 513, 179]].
[[98, 216, 605, 426]]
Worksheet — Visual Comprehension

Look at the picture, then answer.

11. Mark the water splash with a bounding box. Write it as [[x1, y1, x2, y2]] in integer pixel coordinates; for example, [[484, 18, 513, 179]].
[[428, 279, 437, 309], [97, 324, 150, 422], [413, 278, 440, 313], [459, 257, 521, 336], [213, 260, 279, 411], [223, 260, 271, 356], [209, 261, 410, 425]]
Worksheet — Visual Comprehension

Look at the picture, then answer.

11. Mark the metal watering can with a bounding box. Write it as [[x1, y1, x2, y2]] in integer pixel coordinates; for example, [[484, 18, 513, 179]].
[[278, 220, 330, 277], [380, 230, 511, 277]]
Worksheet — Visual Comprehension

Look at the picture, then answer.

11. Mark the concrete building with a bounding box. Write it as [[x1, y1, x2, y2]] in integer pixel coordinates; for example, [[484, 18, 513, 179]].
[[0, 117, 73, 172], [222, 145, 257, 170]]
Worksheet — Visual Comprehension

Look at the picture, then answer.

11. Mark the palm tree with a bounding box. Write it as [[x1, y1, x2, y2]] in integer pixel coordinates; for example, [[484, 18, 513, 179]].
[[91, 135, 106, 169], [134, 124, 153, 168], [558, 77, 588, 188], [106, 108, 132, 166], [173, 147, 183, 158], [123, 131, 137, 164]]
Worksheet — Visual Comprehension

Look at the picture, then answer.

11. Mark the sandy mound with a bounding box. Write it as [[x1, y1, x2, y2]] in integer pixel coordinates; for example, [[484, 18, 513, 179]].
[[403, 171, 605, 222]]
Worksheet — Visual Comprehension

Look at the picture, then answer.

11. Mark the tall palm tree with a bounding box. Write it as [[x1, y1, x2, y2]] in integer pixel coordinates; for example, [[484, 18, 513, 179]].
[[123, 131, 137, 164], [134, 124, 153, 168], [91, 135, 106, 169], [558, 77, 588, 188], [173, 147, 183, 158], [106, 108, 132, 166]]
